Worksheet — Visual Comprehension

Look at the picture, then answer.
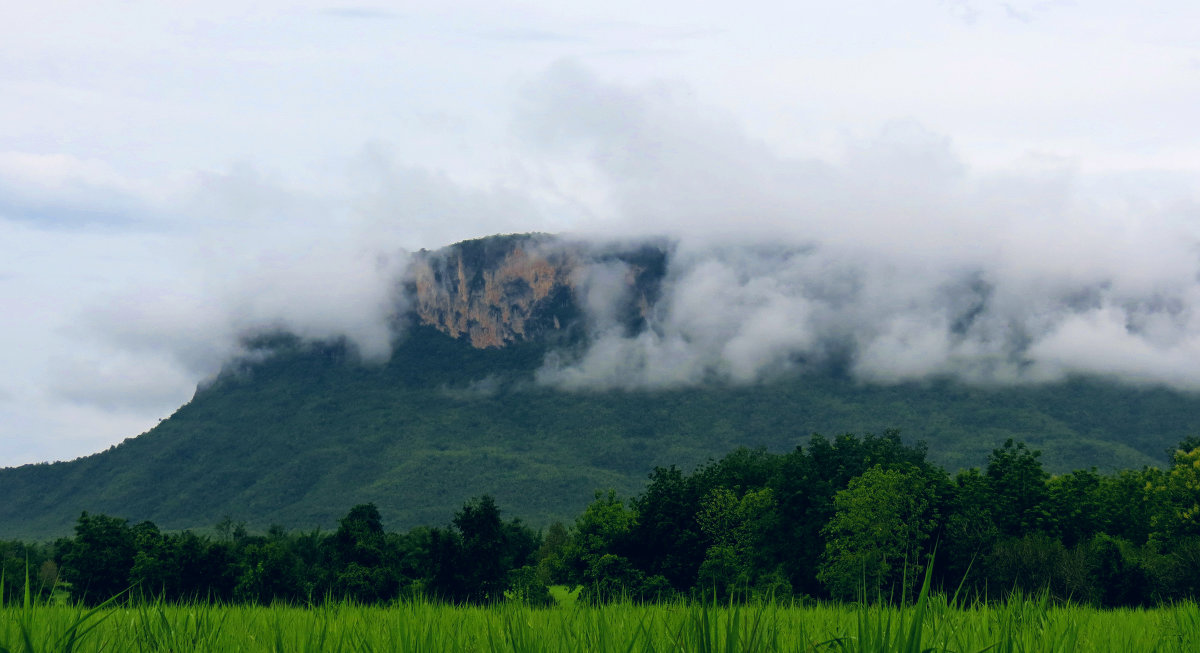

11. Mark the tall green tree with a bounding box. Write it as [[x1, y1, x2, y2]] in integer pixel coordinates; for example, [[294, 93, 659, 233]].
[[330, 503, 395, 601], [332, 503, 386, 567], [129, 521, 180, 599], [426, 526, 467, 602], [453, 495, 508, 604], [1045, 469, 1106, 547], [986, 440, 1049, 537], [563, 490, 638, 585], [60, 512, 136, 605], [1148, 443, 1200, 544], [534, 521, 571, 585], [696, 486, 778, 598], [1, 540, 55, 602], [233, 538, 308, 605], [774, 431, 934, 595], [423, 495, 536, 604], [629, 466, 705, 590], [1100, 468, 1162, 544], [941, 468, 998, 588], [818, 465, 939, 601], [562, 490, 670, 602]]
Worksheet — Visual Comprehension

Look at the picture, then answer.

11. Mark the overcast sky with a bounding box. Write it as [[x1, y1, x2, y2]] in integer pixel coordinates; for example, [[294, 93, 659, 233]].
[[2, 1, 1198, 465]]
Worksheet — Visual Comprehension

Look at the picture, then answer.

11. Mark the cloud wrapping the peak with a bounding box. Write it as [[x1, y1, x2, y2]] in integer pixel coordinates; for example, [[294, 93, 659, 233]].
[[3, 22, 1199, 467], [522, 64, 1200, 390]]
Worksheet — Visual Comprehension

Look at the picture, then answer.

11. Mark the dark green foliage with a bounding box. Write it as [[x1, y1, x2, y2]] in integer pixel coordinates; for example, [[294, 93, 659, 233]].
[[329, 503, 396, 602], [173, 531, 237, 601], [818, 465, 939, 601], [558, 434, 944, 603], [695, 486, 779, 600], [13, 431, 1200, 609], [1158, 536, 1200, 598], [129, 521, 177, 599], [533, 521, 570, 585], [425, 495, 541, 605], [1045, 469, 1106, 547], [60, 512, 136, 605], [1087, 534, 1151, 608], [628, 466, 706, 590], [1166, 435, 1200, 463], [939, 468, 998, 584], [0, 540, 55, 603], [232, 538, 308, 605], [762, 431, 942, 597], [426, 526, 467, 602], [451, 496, 509, 604], [1098, 469, 1160, 544], [561, 490, 638, 595], [985, 533, 1075, 599], [578, 554, 637, 604], [332, 503, 385, 568], [986, 440, 1050, 538], [561, 434, 1200, 607], [2, 325, 1199, 541], [1150, 444, 1200, 542], [506, 565, 554, 606]]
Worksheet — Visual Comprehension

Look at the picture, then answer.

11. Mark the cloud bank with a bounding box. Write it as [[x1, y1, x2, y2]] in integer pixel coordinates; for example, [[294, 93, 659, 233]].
[[3, 52, 1199, 466], [524, 63, 1200, 390], [53, 63, 1200, 400]]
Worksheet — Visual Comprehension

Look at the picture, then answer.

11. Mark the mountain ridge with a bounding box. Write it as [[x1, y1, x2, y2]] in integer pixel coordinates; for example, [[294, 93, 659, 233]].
[[1, 234, 1195, 540]]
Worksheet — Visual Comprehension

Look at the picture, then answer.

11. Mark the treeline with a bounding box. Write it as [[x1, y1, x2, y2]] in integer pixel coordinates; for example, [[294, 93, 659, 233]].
[[1, 497, 545, 607], [4, 432, 1200, 607]]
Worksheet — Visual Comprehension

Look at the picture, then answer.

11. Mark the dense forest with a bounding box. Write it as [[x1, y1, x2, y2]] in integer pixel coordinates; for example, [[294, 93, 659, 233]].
[[6, 433, 1199, 609]]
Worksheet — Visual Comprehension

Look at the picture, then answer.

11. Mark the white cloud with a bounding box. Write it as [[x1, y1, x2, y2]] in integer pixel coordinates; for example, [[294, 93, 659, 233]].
[[2, 1, 1200, 465], [519, 64, 1200, 391]]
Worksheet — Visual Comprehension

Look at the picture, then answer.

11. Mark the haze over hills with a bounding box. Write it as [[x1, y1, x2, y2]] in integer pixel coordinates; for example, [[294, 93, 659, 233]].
[[2, 233, 1198, 540]]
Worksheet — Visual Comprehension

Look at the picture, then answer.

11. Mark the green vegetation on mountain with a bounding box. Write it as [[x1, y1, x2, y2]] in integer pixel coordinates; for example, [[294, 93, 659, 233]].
[[1, 320, 1197, 541], [7, 432, 1200, 613]]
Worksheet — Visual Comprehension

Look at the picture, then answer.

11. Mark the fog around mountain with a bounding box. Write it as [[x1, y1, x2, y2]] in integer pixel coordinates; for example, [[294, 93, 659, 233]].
[[3, 2, 1199, 465]]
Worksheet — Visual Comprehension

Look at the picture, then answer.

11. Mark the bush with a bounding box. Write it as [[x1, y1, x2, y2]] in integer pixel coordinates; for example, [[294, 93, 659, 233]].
[[507, 565, 554, 607], [1087, 534, 1151, 607]]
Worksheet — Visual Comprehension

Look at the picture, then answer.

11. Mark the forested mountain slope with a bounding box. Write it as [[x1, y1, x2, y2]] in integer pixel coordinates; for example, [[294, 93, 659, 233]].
[[1, 322, 1194, 540]]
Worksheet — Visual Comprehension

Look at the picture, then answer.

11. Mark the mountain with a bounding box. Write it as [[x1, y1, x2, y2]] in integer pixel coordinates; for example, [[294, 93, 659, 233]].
[[1, 234, 1195, 541]]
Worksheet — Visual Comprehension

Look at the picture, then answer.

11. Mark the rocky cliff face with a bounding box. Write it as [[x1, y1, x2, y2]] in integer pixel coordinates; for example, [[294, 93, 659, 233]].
[[407, 234, 666, 348], [408, 234, 577, 348]]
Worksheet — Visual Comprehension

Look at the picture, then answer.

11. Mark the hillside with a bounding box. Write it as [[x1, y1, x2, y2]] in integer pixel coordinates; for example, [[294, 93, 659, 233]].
[[1, 323, 1194, 540], [1, 234, 1197, 540]]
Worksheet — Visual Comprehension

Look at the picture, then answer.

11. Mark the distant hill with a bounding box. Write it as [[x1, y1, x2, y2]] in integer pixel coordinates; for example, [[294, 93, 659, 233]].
[[1, 235, 1195, 540]]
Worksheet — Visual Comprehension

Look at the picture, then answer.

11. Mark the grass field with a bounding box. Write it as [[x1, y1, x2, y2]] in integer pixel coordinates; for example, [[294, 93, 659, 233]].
[[3, 589, 1199, 652]]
